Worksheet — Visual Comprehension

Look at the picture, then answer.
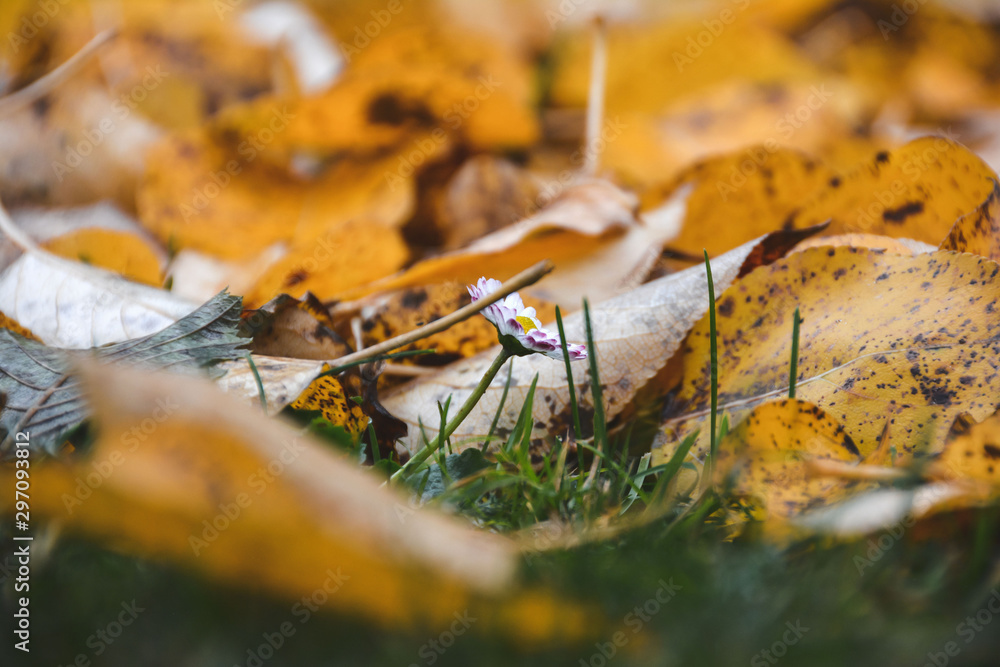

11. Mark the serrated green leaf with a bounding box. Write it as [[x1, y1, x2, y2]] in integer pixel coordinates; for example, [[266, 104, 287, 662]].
[[0, 291, 246, 456]]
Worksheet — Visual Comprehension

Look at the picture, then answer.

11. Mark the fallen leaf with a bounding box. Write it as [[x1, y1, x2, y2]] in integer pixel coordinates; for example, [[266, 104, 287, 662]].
[[0, 310, 37, 340], [4, 201, 167, 275], [0, 361, 599, 641], [0, 207, 196, 348], [647, 147, 837, 259], [713, 399, 865, 520], [550, 18, 818, 116], [784, 137, 997, 242], [290, 373, 369, 441], [933, 411, 1000, 486], [940, 180, 1000, 261], [791, 233, 935, 256], [0, 291, 245, 456], [242, 293, 351, 361], [434, 155, 542, 251], [351, 282, 534, 368], [647, 138, 998, 260], [384, 230, 814, 454], [657, 248, 1000, 467], [137, 128, 417, 261], [341, 179, 685, 309], [242, 218, 410, 307], [215, 354, 326, 416], [0, 79, 163, 210]]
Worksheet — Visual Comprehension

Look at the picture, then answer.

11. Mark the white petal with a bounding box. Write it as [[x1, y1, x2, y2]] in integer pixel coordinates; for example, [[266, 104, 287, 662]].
[[518, 306, 542, 329], [502, 292, 525, 312]]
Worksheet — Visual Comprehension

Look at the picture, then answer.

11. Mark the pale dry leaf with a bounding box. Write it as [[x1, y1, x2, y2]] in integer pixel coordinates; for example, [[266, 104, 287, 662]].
[[791, 482, 986, 537], [0, 205, 195, 349], [239, 1, 345, 94], [527, 184, 690, 305], [345, 178, 682, 309], [215, 354, 326, 415], [0, 81, 162, 210], [165, 246, 286, 303], [384, 232, 807, 453]]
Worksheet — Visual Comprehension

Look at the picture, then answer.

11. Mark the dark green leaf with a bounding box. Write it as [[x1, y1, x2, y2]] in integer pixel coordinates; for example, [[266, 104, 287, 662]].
[[0, 291, 246, 456]]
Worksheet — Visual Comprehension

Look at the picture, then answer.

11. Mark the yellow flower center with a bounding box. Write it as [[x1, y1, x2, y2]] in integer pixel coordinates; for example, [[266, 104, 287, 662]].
[[515, 315, 537, 333]]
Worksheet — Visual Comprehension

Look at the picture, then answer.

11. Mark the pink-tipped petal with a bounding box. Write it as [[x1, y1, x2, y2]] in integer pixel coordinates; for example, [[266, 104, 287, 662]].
[[468, 278, 587, 361]]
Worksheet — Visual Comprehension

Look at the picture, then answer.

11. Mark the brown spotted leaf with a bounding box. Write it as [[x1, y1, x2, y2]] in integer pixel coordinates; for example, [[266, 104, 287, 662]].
[[645, 147, 838, 259], [649, 138, 997, 262], [785, 138, 997, 242], [290, 373, 369, 441], [940, 180, 1000, 261], [242, 293, 351, 361], [657, 248, 1000, 469], [243, 218, 410, 308], [933, 411, 1000, 486], [714, 399, 867, 520]]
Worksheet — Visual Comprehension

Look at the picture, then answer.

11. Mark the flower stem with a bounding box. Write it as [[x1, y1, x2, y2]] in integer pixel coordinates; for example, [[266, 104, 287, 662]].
[[391, 348, 512, 483]]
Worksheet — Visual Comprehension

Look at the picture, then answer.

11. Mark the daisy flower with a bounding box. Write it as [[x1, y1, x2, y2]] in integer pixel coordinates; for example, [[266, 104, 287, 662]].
[[468, 277, 587, 361]]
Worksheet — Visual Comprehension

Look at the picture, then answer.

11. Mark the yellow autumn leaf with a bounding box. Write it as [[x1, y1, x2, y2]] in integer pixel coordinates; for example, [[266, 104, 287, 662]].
[[137, 128, 416, 261], [243, 218, 410, 308], [43, 227, 163, 286], [646, 147, 838, 259], [551, 18, 818, 115], [0, 362, 601, 643], [934, 411, 1000, 487], [291, 373, 369, 440], [713, 399, 866, 520], [657, 248, 1000, 469], [786, 138, 998, 242], [940, 181, 1000, 261], [648, 138, 997, 261]]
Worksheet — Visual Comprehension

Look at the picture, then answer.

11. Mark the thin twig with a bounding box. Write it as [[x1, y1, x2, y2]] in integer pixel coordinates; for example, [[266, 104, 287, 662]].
[[381, 364, 438, 377], [326, 260, 554, 370], [582, 15, 607, 176], [0, 30, 117, 118]]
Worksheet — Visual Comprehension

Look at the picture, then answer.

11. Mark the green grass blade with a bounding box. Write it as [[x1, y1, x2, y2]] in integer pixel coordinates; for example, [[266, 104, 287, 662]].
[[246, 354, 268, 413], [788, 306, 801, 399], [366, 422, 380, 464], [703, 250, 719, 465], [555, 306, 583, 439], [648, 431, 697, 508], [583, 299, 606, 454], [577, 440, 647, 505]]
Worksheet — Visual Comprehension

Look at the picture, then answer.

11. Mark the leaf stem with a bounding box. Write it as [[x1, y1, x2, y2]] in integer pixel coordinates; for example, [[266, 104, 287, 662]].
[[583, 15, 607, 176], [328, 260, 552, 371], [0, 30, 117, 118], [391, 348, 512, 482]]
